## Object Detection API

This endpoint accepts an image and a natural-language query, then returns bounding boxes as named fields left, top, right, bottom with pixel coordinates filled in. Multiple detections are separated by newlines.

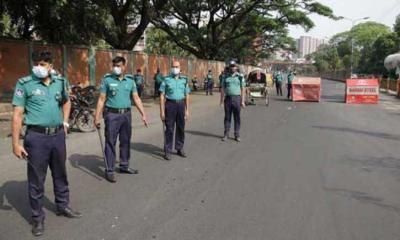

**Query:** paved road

left=0, top=80, right=399, bottom=240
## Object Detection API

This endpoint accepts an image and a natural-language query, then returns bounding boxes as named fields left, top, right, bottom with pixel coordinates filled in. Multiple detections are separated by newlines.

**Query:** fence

left=0, top=39, right=255, bottom=101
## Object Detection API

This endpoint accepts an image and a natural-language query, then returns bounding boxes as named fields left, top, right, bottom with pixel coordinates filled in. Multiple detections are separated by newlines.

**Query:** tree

left=0, top=0, right=168, bottom=50
left=152, top=0, right=337, bottom=61
left=367, top=32, right=399, bottom=74
left=145, top=27, right=190, bottom=56
left=394, top=14, right=400, bottom=37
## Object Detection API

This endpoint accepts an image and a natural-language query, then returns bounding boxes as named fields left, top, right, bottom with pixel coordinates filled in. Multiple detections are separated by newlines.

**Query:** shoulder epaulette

left=125, top=74, right=134, bottom=79
left=18, top=76, right=33, bottom=84
left=103, top=73, right=113, bottom=78
left=52, top=75, right=66, bottom=82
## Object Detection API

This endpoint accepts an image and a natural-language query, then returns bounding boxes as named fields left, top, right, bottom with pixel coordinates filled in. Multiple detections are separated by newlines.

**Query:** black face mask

left=230, top=67, right=236, bottom=73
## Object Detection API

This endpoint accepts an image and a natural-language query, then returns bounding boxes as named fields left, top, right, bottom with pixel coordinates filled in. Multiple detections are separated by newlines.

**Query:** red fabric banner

left=292, top=77, right=321, bottom=102
left=345, top=79, right=379, bottom=104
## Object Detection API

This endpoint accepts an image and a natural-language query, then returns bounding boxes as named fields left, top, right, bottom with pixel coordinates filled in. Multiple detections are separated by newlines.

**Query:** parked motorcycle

left=68, top=85, right=96, bottom=132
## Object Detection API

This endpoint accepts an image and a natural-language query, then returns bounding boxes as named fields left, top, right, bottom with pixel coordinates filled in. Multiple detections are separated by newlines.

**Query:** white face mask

left=171, top=67, right=180, bottom=75
left=32, top=66, right=49, bottom=79
left=113, top=66, right=122, bottom=76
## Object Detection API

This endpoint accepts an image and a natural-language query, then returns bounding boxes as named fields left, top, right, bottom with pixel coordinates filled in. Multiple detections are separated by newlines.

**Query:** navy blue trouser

left=287, top=83, right=292, bottom=99
left=206, top=83, right=214, bottom=95
left=164, top=100, right=185, bottom=153
left=224, top=95, right=241, bottom=137
left=276, top=82, right=283, bottom=96
left=24, top=129, right=69, bottom=223
left=137, top=85, right=144, bottom=98
left=104, top=111, right=132, bottom=173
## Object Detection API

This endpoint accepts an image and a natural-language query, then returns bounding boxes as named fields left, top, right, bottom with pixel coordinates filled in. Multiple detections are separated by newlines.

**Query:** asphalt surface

left=0, top=79, right=400, bottom=240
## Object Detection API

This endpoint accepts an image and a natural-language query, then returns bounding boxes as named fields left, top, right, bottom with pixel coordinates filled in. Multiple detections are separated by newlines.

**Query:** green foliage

left=152, top=0, right=337, bottom=61
left=0, top=0, right=168, bottom=50
left=312, top=21, right=398, bottom=75
left=145, top=27, right=190, bottom=56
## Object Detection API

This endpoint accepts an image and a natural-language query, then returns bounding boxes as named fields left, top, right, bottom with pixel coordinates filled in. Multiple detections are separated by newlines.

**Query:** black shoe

left=177, top=150, right=187, bottom=158
left=164, top=152, right=171, bottom=161
left=56, top=207, right=82, bottom=218
left=235, top=137, right=241, bottom=142
left=119, top=167, right=139, bottom=174
left=32, top=221, right=44, bottom=237
left=105, top=172, right=116, bottom=183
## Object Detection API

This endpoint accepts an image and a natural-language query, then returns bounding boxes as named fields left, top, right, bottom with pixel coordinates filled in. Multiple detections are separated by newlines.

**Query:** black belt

left=166, top=99, right=186, bottom=103
left=225, top=95, right=241, bottom=98
left=27, top=125, right=63, bottom=135
left=105, top=107, right=131, bottom=114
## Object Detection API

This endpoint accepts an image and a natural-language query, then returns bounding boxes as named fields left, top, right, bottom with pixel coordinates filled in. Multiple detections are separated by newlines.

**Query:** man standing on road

left=220, top=61, right=246, bottom=142
left=134, top=68, right=145, bottom=98
left=219, top=70, right=226, bottom=92
left=206, top=69, right=214, bottom=96
left=94, top=56, right=148, bottom=183
left=159, top=61, right=191, bottom=161
left=154, top=68, right=163, bottom=99
left=11, top=51, right=82, bottom=237
left=287, top=70, right=295, bottom=100
left=274, top=70, right=283, bottom=96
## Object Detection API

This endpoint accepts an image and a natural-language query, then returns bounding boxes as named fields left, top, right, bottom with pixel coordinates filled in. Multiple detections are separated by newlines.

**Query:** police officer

left=206, top=69, right=214, bottom=95
left=287, top=70, right=295, bottom=100
left=219, top=69, right=227, bottom=92
left=159, top=61, right=191, bottom=160
left=134, top=68, right=144, bottom=98
left=94, top=56, right=148, bottom=183
left=154, top=68, right=163, bottom=99
left=274, top=70, right=283, bottom=96
left=220, top=61, right=245, bottom=142
left=11, top=51, right=82, bottom=237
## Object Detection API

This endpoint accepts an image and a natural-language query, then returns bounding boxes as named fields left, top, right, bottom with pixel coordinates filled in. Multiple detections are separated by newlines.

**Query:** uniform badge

left=55, top=92, right=62, bottom=101
left=15, top=88, right=24, bottom=97
left=32, top=89, right=44, bottom=96
left=112, top=90, right=117, bottom=96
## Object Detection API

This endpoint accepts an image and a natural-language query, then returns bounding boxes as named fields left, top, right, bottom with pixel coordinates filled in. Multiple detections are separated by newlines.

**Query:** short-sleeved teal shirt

left=274, top=73, right=283, bottom=83
left=155, top=73, right=164, bottom=85
left=100, top=74, right=137, bottom=109
left=159, top=75, right=191, bottom=100
left=134, top=74, right=144, bottom=86
left=287, top=73, right=295, bottom=84
left=221, top=73, right=245, bottom=96
left=12, top=74, right=70, bottom=127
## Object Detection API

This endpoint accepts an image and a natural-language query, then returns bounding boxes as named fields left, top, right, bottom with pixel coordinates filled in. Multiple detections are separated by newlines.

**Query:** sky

left=288, top=0, right=400, bottom=40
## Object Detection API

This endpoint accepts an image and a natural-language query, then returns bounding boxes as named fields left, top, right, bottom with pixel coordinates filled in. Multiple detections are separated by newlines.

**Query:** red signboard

left=292, top=77, right=321, bottom=102
left=346, top=79, right=379, bottom=104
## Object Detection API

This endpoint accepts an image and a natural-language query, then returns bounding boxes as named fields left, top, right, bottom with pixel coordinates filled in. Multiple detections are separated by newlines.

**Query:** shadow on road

left=313, top=126, right=400, bottom=141
left=321, top=94, right=345, bottom=103
left=324, top=187, right=400, bottom=215
left=185, top=130, right=222, bottom=139
left=0, top=180, right=55, bottom=223
left=344, top=156, right=400, bottom=181
left=69, top=154, right=104, bottom=180
left=131, top=142, right=165, bottom=160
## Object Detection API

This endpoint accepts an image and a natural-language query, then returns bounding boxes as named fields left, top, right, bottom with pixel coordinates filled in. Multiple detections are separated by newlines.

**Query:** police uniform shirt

left=155, top=73, right=164, bottom=84
left=287, top=73, right=295, bottom=84
left=134, top=74, right=144, bottom=86
left=159, top=75, right=191, bottom=100
left=12, top=74, right=70, bottom=127
left=100, top=74, right=137, bottom=109
left=221, top=73, right=245, bottom=96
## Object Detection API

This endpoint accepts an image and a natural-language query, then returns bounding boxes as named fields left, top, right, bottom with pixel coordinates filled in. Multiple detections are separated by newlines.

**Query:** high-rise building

left=297, top=36, right=327, bottom=58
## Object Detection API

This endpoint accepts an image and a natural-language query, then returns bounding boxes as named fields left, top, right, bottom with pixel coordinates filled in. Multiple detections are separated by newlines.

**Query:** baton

left=96, top=126, right=109, bottom=171
left=162, top=120, right=166, bottom=153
